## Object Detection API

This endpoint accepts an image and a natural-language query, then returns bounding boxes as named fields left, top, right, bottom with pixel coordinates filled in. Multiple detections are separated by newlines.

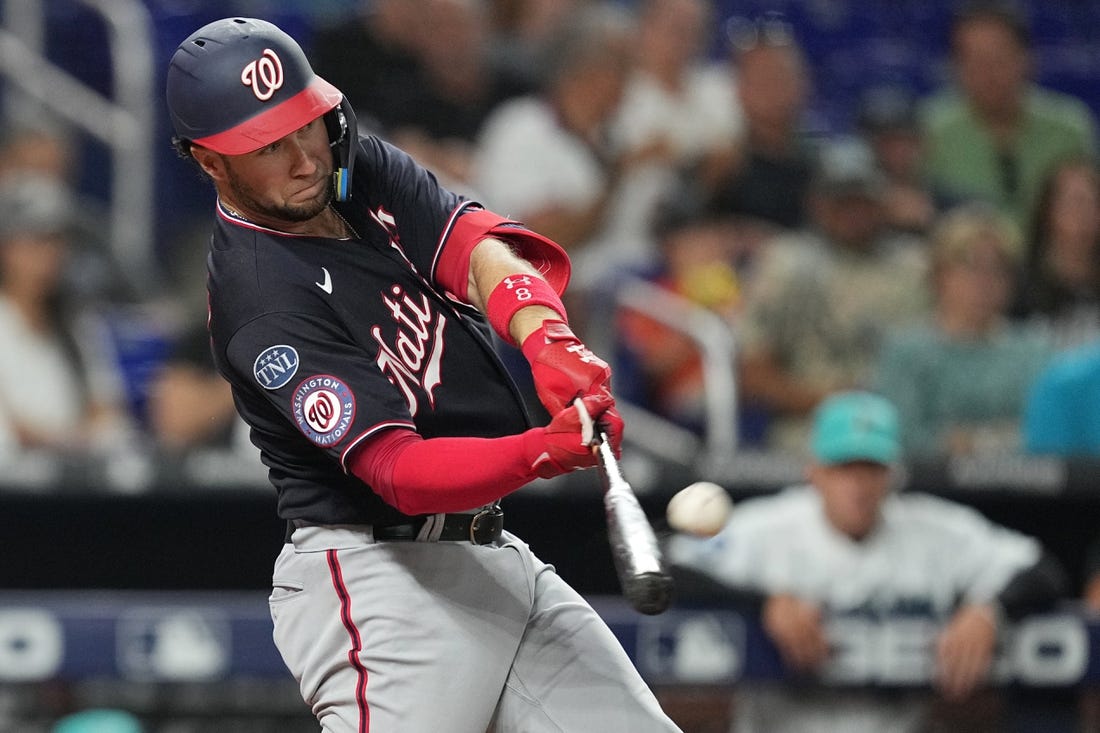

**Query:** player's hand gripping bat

left=575, top=399, right=674, bottom=615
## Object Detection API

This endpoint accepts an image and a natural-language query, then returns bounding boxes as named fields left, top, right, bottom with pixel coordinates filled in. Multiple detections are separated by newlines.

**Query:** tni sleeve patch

left=254, top=345, right=300, bottom=390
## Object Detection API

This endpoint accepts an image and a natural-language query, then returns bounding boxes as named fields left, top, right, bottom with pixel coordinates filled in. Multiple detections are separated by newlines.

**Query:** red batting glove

left=596, top=402, right=624, bottom=462
left=521, top=319, right=612, bottom=415
left=525, top=393, right=619, bottom=478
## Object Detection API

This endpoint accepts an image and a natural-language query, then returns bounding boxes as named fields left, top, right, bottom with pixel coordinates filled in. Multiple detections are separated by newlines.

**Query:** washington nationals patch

left=292, top=375, right=356, bottom=447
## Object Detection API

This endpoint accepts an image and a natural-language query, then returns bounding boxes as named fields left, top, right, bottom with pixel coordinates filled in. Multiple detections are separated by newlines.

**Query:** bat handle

left=596, top=430, right=616, bottom=474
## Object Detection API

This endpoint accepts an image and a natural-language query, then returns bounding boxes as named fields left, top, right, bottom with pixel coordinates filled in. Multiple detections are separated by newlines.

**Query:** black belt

left=375, top=507, right=503, bottom=544
left=285, top=506, right=504, bottom=545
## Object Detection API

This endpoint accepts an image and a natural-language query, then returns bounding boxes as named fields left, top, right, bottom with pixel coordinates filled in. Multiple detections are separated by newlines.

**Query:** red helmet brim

left=192, top=76, right=343, bottom=156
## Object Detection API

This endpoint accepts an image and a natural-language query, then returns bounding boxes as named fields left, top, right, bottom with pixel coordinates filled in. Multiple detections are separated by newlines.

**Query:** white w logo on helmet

left=241, top=48, right=284, bottom=101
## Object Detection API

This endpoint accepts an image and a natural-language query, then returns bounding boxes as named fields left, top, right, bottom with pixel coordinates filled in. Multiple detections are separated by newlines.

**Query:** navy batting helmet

left=166, top=17, right=357, bottom=200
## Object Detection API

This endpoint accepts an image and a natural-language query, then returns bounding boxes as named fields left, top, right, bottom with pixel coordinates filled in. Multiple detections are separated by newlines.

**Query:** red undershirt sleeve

left=348, top=427, right=546, bottom=515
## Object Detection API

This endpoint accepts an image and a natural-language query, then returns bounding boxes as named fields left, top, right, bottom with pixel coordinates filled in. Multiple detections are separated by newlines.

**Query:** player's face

left=219, top=116, right=334, bottom=226
left=809, top=460, right=891, bottom=540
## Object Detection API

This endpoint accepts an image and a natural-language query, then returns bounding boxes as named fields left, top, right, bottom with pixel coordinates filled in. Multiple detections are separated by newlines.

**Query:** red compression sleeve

left=349, top=428, right=546, bottom=515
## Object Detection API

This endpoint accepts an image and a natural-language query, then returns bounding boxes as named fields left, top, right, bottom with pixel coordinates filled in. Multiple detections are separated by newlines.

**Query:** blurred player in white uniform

left=667, top=391, right=1066, bottom=733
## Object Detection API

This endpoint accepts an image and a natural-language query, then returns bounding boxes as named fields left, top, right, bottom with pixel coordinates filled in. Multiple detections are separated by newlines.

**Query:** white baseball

left=666, top=481, right=733, bottom=537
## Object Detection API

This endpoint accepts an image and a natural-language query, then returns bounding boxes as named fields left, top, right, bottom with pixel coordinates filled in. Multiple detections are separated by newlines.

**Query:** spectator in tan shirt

left=736, top=139, right=930, bottom=454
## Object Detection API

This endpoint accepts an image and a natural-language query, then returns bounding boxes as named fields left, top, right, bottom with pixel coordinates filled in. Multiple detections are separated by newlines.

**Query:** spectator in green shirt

left=919, top=2, right=1097, bottom=234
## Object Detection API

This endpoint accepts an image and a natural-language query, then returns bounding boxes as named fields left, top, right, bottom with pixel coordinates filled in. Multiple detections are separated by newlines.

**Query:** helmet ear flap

left=325, top=97, right=357, bottom=201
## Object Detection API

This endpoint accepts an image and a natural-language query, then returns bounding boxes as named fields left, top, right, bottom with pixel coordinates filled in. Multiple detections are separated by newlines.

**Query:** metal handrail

left=0, top=0, right=156, bottom=293
left=614, top=277, right=738, bottom=459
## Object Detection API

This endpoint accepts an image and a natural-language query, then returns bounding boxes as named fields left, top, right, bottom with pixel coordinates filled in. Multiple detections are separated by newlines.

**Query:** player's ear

left=191, top=145, right=226, bottom=181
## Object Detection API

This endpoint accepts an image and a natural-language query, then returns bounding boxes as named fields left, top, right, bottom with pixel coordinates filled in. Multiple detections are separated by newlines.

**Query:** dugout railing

left=0, top=0, right=157, bottom=294
left=610, top=275, right=740, bottom=467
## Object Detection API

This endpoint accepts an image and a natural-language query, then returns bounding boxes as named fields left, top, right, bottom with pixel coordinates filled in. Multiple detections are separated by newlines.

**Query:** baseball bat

left=596, top=430, right=674, bottom=615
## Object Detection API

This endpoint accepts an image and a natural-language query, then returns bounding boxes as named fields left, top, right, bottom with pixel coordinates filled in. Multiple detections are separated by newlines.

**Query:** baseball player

left=165, top=17, right=681, bottom=733
left=667, top=391, right=1066, bottom=732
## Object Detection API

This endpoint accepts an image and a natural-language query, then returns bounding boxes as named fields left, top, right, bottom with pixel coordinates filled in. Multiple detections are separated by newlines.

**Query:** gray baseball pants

left=270, top=525, right=682, bottom=732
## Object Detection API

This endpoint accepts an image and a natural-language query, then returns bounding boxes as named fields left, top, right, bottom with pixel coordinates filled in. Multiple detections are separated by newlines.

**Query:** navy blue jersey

left=207, top=135, right=532, bottom=525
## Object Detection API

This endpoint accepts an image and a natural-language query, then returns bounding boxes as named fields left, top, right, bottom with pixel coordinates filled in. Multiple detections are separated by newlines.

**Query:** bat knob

left=625, top=572, right=674, bottom=615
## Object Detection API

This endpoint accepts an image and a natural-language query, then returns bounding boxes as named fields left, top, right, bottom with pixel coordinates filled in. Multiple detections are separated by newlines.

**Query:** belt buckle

left=468, top=506, right=504, bottom=545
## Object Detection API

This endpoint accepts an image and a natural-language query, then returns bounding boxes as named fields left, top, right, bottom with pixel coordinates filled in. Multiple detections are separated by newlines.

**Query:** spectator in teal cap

left=52, top=710, right=144, bottom=733
left=807, top=390, right=900, bottom=541
left=667, top=388, right=1066, bottom=731
left=811, top=389, right=900, bottom=463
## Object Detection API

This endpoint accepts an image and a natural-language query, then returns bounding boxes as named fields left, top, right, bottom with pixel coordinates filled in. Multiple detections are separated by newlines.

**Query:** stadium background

left=1, top=1, right=1099, bottom=731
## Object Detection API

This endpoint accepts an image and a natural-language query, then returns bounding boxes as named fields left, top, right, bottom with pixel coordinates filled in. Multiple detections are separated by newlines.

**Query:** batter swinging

left=166, top=17, right=681, bottom=733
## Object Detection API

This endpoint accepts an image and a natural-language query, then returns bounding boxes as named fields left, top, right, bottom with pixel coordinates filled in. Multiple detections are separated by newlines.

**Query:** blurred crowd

left=0, top=0, right=1095, bottom=467
left=2, top=0, right=1100, bottom=549
left=1, top=0, right=1100, bottom=730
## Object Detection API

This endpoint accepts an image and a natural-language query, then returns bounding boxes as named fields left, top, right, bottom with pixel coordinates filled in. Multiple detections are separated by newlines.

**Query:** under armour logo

left=565, top=343, right=598, bottom=363
left=241, top=48, right=284, bottom=101
left=502, top=276, right=532, bottom=289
